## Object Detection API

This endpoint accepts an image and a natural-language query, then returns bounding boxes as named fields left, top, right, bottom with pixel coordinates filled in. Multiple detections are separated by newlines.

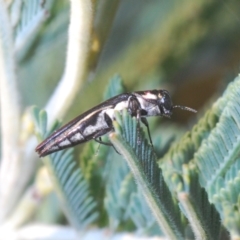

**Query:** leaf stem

left=45, top=0, right=93, bottom=125
left=0, top=0, right=21, bottom=222
left=178, top=192, right=209, bottom=240
left=110, top=132, right=185, bottom=240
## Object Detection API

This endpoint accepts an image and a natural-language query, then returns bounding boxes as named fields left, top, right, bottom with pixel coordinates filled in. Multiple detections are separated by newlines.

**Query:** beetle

left=35, top=89, right=197, bottom=157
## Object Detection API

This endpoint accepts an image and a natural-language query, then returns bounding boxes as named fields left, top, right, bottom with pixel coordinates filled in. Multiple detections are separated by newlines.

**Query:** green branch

left=110, top=110, right=185, bottom=240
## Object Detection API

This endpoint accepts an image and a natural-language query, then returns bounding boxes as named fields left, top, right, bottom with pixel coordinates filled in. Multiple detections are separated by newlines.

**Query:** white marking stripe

left=49, top=146, right=59, bottom=151
left=106, top=101, right=129, bottom=119
left=83, top=111, right=108, bottom=135
left=70, top=132, right=83, bottom=142
left=114, top=101, right=129, bottom=111
left=105, top=109, right=114, bottom=119
left=68, top=105, right=113, bottom=131
left=59, top=139, right=71, bottom=147
left=142, top=92, right=157, bottom=99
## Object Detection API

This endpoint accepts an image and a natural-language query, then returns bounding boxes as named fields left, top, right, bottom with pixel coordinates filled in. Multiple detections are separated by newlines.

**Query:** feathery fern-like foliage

left=104, top=139, right=162, bottom=235
left=110, top=109, right=186, bottom=240
left=32, top=106, right=98, bottom=230
left=104, top=157, right=134, bottom=229
left=194, top=76, right=240, bottom=238
left=159, top=107, right=221, bottom=239
left=127, top=190, right=162, bottom=236
left=178, top=163, right=221, bottom=240
left=13, top=0, right=51, bottom=59
left=158, top=76, right=240, bottom=239
left=103, top=74, right=126, bottom=100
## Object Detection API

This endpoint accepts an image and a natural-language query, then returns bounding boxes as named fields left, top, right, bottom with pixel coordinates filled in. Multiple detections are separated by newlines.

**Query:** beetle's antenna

left=173, top=105, right=197, bottom=113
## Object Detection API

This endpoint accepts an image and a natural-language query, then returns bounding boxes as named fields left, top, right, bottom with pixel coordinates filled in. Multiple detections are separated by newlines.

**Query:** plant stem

left=110, top=133, right=185, bottom=240
left=45, top=0, right=93, bottom=125
left=0, top=0, right=21, bottom=223
left=178, top=193, right=209, bottom=240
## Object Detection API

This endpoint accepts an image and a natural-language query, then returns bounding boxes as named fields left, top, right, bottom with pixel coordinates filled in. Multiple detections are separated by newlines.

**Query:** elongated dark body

left=36, top=90, right=196, bottom=157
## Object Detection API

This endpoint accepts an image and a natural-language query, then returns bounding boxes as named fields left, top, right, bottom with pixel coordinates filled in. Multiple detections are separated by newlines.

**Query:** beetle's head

left=157, top=90, right=197, bottom=117
left=157, top=90, right=173, bottom=117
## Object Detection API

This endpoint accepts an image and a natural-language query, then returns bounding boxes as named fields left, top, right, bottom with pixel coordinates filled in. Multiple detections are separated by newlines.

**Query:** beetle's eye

left=158, top=90, right=173, bottom=115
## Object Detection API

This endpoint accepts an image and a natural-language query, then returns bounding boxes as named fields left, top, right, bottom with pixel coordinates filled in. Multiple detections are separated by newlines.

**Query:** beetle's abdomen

left=36, top=110, right=112, bottom=157
left=36, top=127, right=87, bottom=157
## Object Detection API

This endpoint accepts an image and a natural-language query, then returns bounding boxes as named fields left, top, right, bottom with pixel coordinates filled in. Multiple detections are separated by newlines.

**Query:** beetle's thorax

left=104, top=100, right=129, bottom=120
left=133, top=91, right=161, bottom=116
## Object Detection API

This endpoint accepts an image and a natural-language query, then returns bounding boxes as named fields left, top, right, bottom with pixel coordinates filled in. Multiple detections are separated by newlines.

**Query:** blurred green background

left=18, top=0, right=240, bottom=124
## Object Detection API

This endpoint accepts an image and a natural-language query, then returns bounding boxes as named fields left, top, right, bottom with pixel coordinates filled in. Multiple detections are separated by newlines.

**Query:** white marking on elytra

left=83, top=111, right=109, bottom=136
left=114, top=101, right=129, bottom=111
left=59, top=139, right=71, bottom=147
left=70, top=132, right=83, bottom=142
left=74, top=106, right=112, bottom=127
left=105, top=109, right=114, bottom=119
left=106, top=100, right=129, bottom=119
left=72, top=101, right=129, bottom=136
left=49, top=146, right=59, bottom=151
left=83, top=100, right=130, bottom=136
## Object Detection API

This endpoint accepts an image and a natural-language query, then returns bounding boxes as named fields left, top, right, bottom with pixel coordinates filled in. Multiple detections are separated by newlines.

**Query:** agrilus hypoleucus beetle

left=36, top=89, right=196, bottom=157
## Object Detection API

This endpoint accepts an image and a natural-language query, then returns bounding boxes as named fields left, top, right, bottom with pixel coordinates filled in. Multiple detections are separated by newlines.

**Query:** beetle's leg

left=94, top=137, right=120, bottom=154
left=94, top=136, right=113, bottom=146
left=93, top=135, right=112, bottom=156
left=94, top=137, right=101, bottom=155
left=136, top=109, right=142, bottom=145
left=127, top=96, right=141, bottom=117
left=127, top=96, right=154, bottom=147
left=95, top=137, right=109, bottom=154
left=94, top=136, right=119, bottom=155
left=141, top=117, right=154, bottom=147
left=127, top=96, right=143, bottom=145
left=92, top=113, right=120, bottom=154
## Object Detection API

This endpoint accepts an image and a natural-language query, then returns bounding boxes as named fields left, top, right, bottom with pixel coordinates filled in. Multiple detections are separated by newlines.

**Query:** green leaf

left=39, top=109, right=48, bottom=136
left=178, top=163, right=221, bottom=240
left=194, top=77, right=240, bottom=238
left=127, top=190, right=162, bottom=236
left=13, top=0, right=51, bottom=59
left=104, top=155, right=134, bottom=229
left=159, top=107, right=221, bottom=239
left=32, top=107, right=99, bottom=230
left=211, top=159, right=240, bottom=236
left=110, top=109, right=186, bottom=240
left=44, top=150, right=99, bottom=229
left=31, top=105, right=40, bottom=127
left=195, top=81, right=240, bottom=191
left=103, top=74, right=125, bottom=100
left=159, top=75, right=240, bottom=238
